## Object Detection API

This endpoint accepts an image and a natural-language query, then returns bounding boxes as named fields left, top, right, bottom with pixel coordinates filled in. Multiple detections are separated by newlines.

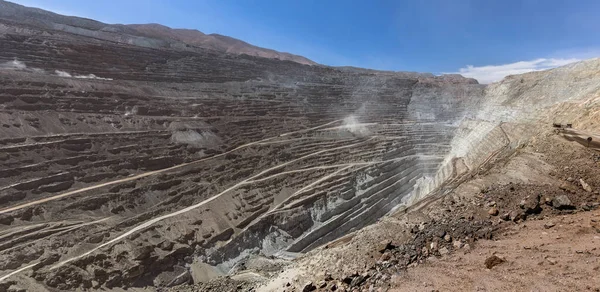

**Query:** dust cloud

left=0, top=58, right=45, bottom=73
left=55, top=70, right=113, bottom=80
left=343, top=115, right=371, bottom=136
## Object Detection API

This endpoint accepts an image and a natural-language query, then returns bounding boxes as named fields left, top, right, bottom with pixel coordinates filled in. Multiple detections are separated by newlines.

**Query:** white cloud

left=451, top=58, right=581, bottom=84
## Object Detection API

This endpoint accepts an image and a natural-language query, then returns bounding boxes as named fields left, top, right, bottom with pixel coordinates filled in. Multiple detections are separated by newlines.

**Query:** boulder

left=376, top=239, right=394, bottom=253
left=453, top=240, right=464, bottom=249
left=484, top=255, right=504, bottom=269
left=509, top=210, right=526, bottom=222
left=302, top=281, right=316, bottom=292
left=552, top=195, right=574, bottom=210
left=443, top=234, right=452, bottom=242
left=580, top=179, right=593, bottom=192
left=439, top=247, right=449, bottom=256
left=519, top=194, right=542, bottom=214
left=436, top=230, right=446, bottom=238
left=0, top=215, right=14, bottom=225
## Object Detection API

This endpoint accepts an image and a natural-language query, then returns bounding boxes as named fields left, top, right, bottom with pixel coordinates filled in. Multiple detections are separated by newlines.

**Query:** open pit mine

left=0, top=1, right=599, bottom=291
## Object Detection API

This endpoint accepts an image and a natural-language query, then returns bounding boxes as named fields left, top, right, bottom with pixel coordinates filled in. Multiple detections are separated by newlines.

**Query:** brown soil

left=395, top=209, right=600, bottom=292
left=389, top=132, right=600, bottom=292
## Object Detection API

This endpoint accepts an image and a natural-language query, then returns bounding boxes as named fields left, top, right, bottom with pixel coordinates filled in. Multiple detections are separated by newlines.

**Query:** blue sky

left=11, top=0, right=600, bottom=83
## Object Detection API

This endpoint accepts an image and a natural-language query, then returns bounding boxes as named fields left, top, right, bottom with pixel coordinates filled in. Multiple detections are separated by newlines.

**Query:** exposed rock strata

left=1, top=1, right=600, bottom=291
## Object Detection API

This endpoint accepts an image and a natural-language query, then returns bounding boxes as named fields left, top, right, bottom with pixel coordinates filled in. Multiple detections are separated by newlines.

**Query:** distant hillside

left=0, top=0, right=316, bottom=65
left=126, top=23, right=316, bottom=65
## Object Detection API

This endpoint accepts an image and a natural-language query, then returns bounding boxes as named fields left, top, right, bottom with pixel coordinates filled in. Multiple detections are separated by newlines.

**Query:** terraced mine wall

left=1, top=3, right=600, bottom=290
left=0, top=14, right=486, bottom=289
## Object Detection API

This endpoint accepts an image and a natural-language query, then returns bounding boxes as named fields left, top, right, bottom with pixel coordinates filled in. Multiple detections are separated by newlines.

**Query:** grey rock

left=552, top=195, right=574, bottom=210
left=439, top=247, right=449, bottom=255
left=510, top=210, right=526, bottom=222
left=520, top=194, right=542, bottom=214
left=436, top=230, right=446, bottom=238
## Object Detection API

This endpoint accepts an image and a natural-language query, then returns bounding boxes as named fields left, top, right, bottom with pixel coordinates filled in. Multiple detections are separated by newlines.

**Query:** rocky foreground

left=181, top=126, right=600, bottom=292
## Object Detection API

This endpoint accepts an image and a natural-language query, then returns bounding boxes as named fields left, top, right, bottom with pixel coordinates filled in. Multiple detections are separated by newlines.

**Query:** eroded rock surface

left=1, top=1, right=600, bottom=291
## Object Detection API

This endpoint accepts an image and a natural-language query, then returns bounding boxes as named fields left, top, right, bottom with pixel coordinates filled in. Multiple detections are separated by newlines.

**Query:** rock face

left=0, top=1, right=600, bottom=291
